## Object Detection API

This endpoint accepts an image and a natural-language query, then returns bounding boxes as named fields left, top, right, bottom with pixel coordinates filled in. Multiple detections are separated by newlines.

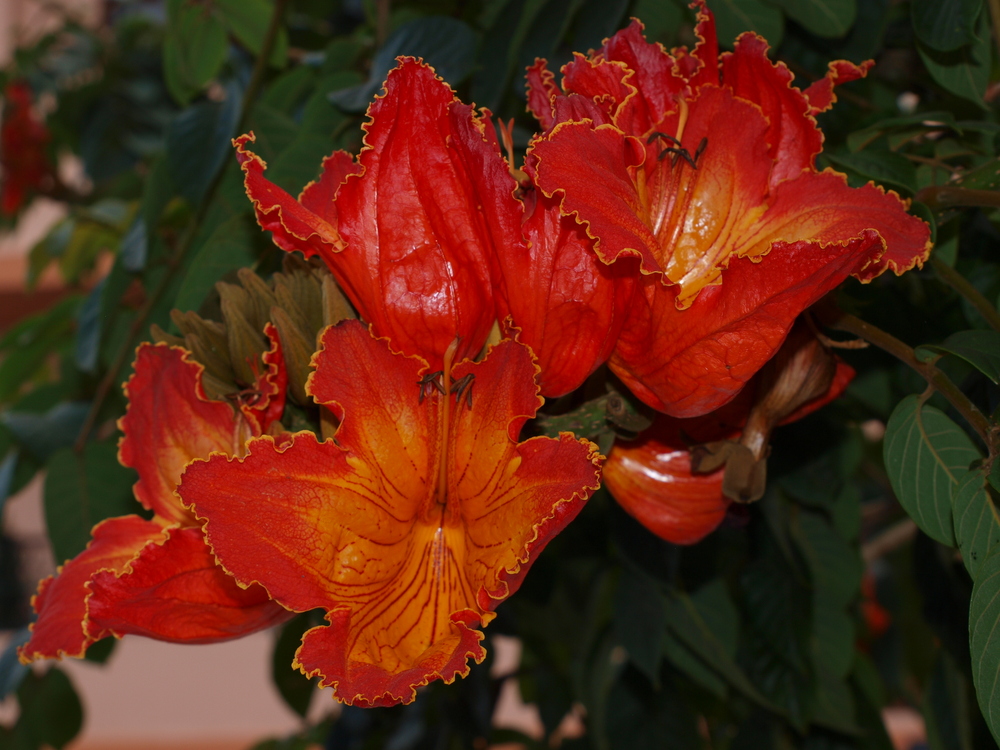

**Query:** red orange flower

left=180, top=320, right=602, bottom=706
left=19, top=333, right=292, bottom=662
left=235, top=60, right=524, bottom=370
left=526, top=4, right=931, bottom=418
left=491, top=162, right=638, bottom=398
left=604, top=322, right=854, bottom=544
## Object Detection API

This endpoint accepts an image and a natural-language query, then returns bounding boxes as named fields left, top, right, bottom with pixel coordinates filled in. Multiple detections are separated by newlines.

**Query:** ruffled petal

left=299, top=150, right=359, bottom=219
left=525, top=59, right=559, bottom=129
left=87, top=526, right=291, bottom=643
left=182, top=321, right=600, bottom=705
left=609, top=232, right=886, bottom=418
left=332, top=59, right=522, bottom=369
left=238, top=323, right=288, bottom=435
left=235, top=133, right=351, bottom=261
left=739, top=169, right=932, bottom=279
left=803, top=59, right=873, bottom=116
left=599, top=21, right=683, bottom=120
left=531, top=121, right=653, bottom=269
left=19, top=516, right=168, bottom=662
left=118, top=344, right=242, bottom=526
left=494, top=189, right=637, bottom=397
left=721, top=33, right=823, bottom=186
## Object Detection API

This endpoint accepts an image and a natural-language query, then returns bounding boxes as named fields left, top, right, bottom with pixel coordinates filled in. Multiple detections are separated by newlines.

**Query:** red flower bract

left=19, top=332, right=293, bottom=663
left=526, top=4, right=931, bottom=418
left=180, top=321, right=602, bottom=706
left=604, top=321, right=855, bottom=543
left=236, top=59, right=525, bottom=370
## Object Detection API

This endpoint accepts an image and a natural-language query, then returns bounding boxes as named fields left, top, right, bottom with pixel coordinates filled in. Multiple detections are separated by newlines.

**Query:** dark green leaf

left=570, top=0, right=629, bottom=51
left=163, top=0, right=229, bottom=104
left=329, top=17, right=479, bottom=111
left=43, top=442, right=141, bottom=564
left=921, top=330, right=1000, bottom=384
left=1, top=402, right=89, bottom=463
left=768, top=0, right=856, bottom=38
left=119, top=218, right=147, bottom=272
left=808, top=665, right=858, bottom=735
left=712, top=0, right=784, bottom=49
left=664, top=585, right=778, bottom=713
left=74, top=280, right=103, bottom=374
left=272, top=614, right=315, bottom=717
left=955, top=157, right=1000, bottom=190
left=846, top=111, right=960, bottom=153
left=631, top=0, right=684, bottom=42
left=953, top=467, right=1000, bottom=580
left=792, top=509, right=863, bottom=609
left=0, top=628, right=30, bottom=700
left=606, top=666, right=699, bottom=750
left=215, top=0, right=288, bottom=67
left=0, top=450, right=16, bottom=516
left=613, top=564, right=666, bottom=685
left=918, top=12, right=991, bottom=109
left=0, top=297, right=80, bottom=404
left=968, top=545, right=1000, bottom=744
left=883, top=395, right=981, bottom=546
left=171, top=214, right=257, bottom=313
left=165, top=78, right=242, bottom=204
left=911, top=0, right=980, bottom=52
left=661, top=628, right=727, bottom=698
left=472, top=0, right=550, bottom=110
left=924, top=648, right=973, bottom=750
left=825, top=150, right=918, bottom=194
left=16, top=667, right=83, bottom=749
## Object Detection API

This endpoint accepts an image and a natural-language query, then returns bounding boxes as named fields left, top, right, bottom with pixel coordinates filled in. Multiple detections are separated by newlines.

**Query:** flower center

left=416, top=339, right=475, bottom=522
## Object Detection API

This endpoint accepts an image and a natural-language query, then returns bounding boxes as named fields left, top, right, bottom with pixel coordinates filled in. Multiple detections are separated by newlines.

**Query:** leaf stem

left=72, top=0, right=290, bottom=453
left=931, top=256, right=1000, bottom=333
left=915, top=185, right=1000, bottom=211
left=824, top=310, right=994, bottom=451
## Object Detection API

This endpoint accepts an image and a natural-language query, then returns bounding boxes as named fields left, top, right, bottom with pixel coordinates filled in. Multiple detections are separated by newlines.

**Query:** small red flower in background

left=1, top=81, right=53, bottom=215
left=19, top=332, right=293, bottom=663
left=181, top=321, right=601, bottom=706
left=604, top=322, right=854, bottom=544
left=526, top=3, right=931, bottom=418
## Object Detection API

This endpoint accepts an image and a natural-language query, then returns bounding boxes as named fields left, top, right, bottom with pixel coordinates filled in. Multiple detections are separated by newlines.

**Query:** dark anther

left=231, top=389, right=264, bottom=409
left=450, top=373, right=475, bottom=409
left=649, top=131, right=705, bottom=170
left=694, top=137, right=708, bottom=164
left=417, top=371, right=445, bottom=403
left=647, top=131, right=682, bottom=147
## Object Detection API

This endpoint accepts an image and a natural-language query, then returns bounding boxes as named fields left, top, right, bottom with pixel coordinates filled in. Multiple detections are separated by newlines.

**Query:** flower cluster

left=21, top=3, right=930, bottom=708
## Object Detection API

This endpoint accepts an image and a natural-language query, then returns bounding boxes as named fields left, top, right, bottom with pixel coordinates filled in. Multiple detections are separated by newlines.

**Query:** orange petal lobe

left=118, top=344, right=239, bottom=526
left=182, top=321, right=601, bottom=705
left=19, top=516, right=167, bottom=662
left=87, top=526, right=291, bottom=643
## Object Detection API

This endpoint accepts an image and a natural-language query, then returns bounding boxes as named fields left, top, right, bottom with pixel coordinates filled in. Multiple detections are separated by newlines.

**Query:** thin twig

left=931, top=256, right=1000, bottom=333
left=915, top=185, right=1000, bottom=211
left=823, top=310, right=994, bottom=451
left=72, top=0, right=291, bottom=453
